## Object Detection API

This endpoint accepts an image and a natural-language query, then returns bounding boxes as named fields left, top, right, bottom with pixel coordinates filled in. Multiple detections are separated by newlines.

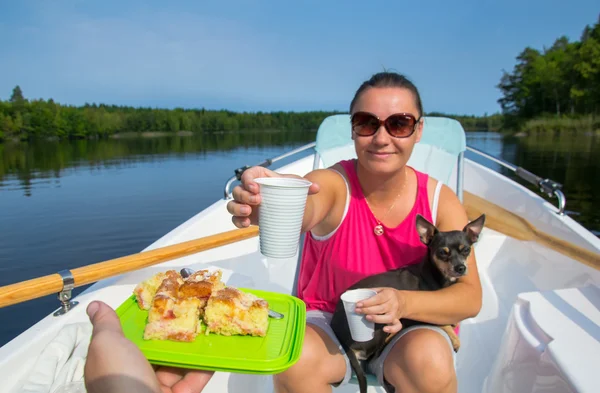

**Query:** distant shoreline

left=3, top=125, right=598, bottom=145
left=1, top=89, right=598, bottom=143
left=109, top=130, right=194, bottom=139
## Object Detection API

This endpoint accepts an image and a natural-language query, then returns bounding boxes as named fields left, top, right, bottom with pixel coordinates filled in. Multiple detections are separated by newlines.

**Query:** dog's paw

left=439, top=325, right=461, bottom=352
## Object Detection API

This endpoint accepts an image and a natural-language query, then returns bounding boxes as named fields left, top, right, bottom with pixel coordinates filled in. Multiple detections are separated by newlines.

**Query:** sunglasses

left=351, top=111, right=421, bottom=138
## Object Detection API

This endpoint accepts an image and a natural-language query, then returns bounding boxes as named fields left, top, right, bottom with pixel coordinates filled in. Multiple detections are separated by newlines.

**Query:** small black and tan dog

left=330, top=213, right=486, bottom=393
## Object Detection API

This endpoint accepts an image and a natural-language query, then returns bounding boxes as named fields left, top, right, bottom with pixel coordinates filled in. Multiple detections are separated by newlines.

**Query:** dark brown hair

left=349, top=72, right=424, bottom=117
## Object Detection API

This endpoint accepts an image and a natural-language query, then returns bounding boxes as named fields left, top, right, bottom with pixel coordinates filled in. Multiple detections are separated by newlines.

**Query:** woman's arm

left=301, top=168, right=347, bottom=235
left=227, top=166, right=346, bottom=236
left=398, top=184, right=483, bottom=325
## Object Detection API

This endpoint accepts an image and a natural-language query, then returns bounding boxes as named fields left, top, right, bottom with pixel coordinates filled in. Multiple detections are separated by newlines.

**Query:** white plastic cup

left=255, top=177, right=312, bottom=258
left=341, top=289, right=378, bottom=342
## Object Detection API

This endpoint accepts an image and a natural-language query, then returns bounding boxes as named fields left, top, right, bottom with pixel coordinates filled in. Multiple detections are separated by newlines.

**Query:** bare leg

left=274, top=325, right=347, bottom=393
left=383, top=329, right=456, bottom=393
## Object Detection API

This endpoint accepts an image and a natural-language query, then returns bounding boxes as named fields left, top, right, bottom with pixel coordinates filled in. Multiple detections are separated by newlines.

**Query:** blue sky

left=0, top=1, right=598, bottom=115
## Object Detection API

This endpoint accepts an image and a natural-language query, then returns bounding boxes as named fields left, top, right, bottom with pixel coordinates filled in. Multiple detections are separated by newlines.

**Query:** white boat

left=1, top=115, right=599, bottom=393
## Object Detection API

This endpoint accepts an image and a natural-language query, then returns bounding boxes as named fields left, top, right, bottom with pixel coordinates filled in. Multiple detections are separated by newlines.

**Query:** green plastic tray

left=116, top=288, right=306, bottom=374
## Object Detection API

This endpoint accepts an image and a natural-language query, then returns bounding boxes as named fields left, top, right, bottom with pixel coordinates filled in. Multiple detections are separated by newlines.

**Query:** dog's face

left=415, top=214, right=485, bottom=281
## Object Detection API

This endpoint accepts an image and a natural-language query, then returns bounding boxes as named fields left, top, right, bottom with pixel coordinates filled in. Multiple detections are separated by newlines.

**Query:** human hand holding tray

left=115, top=269, right=306, bottom=374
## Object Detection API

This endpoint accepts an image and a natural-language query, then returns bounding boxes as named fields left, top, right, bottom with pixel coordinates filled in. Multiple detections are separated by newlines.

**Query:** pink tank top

left=297, top=159, right=433, bottom=313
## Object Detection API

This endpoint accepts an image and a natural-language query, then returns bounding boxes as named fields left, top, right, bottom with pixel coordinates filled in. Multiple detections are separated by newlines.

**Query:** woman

left=227, top=72, right=482, bottom=393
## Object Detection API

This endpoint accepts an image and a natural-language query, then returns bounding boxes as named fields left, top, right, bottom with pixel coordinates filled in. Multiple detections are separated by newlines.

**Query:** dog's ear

left=463, top=214, right=486, bottom=243
left=416, top=214, right=437, bottom=245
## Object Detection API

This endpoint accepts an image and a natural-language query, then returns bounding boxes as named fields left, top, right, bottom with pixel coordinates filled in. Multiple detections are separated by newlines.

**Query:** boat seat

left=313, top=114, right=467, bottom=201
left=308, top=114, right=468, bottom=388
left=485, top=285, right=600, bottom=393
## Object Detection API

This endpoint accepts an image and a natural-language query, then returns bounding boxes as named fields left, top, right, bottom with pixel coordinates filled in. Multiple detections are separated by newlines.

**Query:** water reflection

left=0, top=130, right=316, bottom=197
left=466, top=131, right=599, bottom=233
left=465, top=132, right=512, bottom=175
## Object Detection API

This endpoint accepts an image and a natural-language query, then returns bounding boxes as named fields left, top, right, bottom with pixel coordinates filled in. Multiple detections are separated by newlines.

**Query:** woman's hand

left=354, top=288, right=407, bottom=335
left=226, top=166, right=320, bottom=228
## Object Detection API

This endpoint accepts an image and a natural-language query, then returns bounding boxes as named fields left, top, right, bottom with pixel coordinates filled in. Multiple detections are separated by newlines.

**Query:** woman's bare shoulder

left=436, top=182, right=469, bottom=231
left=305, top=164, right=348, bottom=188
left=422, top=174, right=469, bottom=229
left=426, top=176, right=438, bottom=202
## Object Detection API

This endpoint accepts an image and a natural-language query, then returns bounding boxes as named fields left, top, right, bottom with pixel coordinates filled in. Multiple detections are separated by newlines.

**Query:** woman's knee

left=383, top=329, right=456, bottom=393
left=277, top=327, right=323, bottom=378
left=275, top=325, right=346, bottom=385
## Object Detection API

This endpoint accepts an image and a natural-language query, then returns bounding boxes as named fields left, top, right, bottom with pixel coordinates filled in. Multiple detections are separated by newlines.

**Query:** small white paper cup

left=341, top=289, right=377, bottom=342
left=255, top=177, right=312, bottom=258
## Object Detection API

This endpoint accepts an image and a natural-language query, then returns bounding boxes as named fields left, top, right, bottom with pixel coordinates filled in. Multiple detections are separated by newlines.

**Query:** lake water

left=0, top=130, right=598, bottom=347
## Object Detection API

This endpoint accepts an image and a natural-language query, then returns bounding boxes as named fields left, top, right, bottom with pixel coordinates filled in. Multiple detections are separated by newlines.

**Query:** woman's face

left=351, top=87, right=423, bottom=176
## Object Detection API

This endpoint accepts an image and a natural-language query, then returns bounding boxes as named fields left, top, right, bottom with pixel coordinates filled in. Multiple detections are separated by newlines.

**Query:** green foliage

left=520, top=114, right=600, bottom=134
left=498, top=15, right=600, bottom=130
left=0, top=87, right=344, bottom=141
left=0, top=88, right=501, bottom=141
left=426, top=111, right=503, bottom=131
left=10, top=86, right=25, bottom=104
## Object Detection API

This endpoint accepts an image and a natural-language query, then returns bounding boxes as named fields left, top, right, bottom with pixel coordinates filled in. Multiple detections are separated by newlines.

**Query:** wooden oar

left=464, top=191, right=600, bottom=270
left=0, top=226, right=259, bottom=309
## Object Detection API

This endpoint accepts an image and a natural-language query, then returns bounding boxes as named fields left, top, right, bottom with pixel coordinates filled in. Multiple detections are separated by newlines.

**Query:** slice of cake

left=133, top=270, right=182, bottom=310
left=147, top=270, right=182, bottom=322
left=178, top=269, right=226, bottom=315
left=143, top=298, right=202, bottom=342
left=144, top=272, right=202, bottom=342
left=203, top=287, right=269, bottom=337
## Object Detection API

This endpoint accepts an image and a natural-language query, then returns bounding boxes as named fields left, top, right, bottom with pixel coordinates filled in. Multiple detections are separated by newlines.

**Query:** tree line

left=0, top=88, right=341, bottom=142
left=498, top=15, right=600, bottom=129
left=0, top=87, right=502, bottom=142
